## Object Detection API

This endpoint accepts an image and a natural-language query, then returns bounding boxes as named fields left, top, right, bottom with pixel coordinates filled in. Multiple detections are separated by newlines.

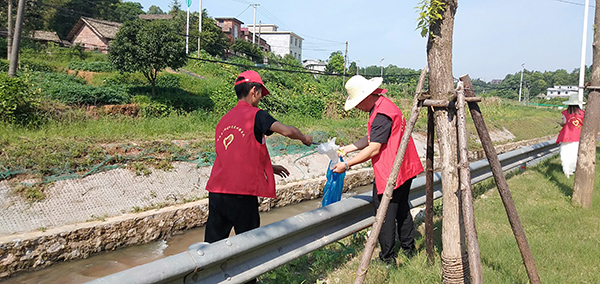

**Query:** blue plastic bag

left=322, top=157, right=346, bottom=207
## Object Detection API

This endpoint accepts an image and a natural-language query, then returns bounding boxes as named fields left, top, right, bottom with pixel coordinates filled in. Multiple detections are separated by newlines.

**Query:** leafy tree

left=111, top=2, right=145, bottom=23
left=196, top=11, right=230, bottom=57
left=50, top=0, right=120, bottom=38
left=109, top=19, right=187, bottom=95
left=231, top=39, right=264, bottom=63
left=347, top=61, right=357, bottom=76
left=169, top=0, right=182, bottom=15
left=148, top=5, right=165, bottom=15
left=326, top=51, right=344, bottom=74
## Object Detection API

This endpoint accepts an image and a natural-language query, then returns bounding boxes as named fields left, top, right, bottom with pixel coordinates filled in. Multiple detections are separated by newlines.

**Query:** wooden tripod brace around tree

left=353, top=73, right=541, bottom=284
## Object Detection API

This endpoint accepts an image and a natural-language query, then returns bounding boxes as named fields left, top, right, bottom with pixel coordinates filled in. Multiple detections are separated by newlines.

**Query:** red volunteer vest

left=368, top=96, right=424, bottom=194
left=556, top=109, right=585, bottom=143
left=206, top=101, right=276, bottom=198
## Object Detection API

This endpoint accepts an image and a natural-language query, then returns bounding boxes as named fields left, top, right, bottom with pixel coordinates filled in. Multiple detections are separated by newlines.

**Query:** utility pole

left=8, top=0, right=25, bottom=77
left=356, top=60, right=360, bottom=75
left=380, top=58, right=384, bottom=77
left=251, top=4, right=259, bottom=44
left=518, top=63, right=525, bottom=102
left=197, top=0, right=202, bottom=58
left=258, top=21, right=262, bottom=47
left=343, top=41, right=348, bottom=84
left=7, top=0, right=13, bottom=61
left=578, top=0, right=591, bottom=102
left=186, top=0, right=191, bottom=54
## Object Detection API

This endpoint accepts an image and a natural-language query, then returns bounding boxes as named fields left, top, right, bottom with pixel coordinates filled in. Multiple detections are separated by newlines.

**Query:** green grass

left=258, top=151, right=600, bottom=283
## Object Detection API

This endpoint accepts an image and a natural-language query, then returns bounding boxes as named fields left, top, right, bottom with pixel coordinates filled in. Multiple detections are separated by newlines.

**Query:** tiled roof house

left=66, top=17, right=122, bottom=53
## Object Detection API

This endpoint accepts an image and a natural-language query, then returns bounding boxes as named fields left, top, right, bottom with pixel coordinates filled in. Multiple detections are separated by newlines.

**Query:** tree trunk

left=573, top=0, right=600, bottom=208
left=7, top=0, right=13, bottom=61
left=427, top=1, right=468, bottom=283
left=8, top=0, right=25, bottom=77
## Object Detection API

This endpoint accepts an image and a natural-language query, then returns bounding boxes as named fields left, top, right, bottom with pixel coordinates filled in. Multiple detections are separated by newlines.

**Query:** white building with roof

left=302, top=59, right=326, bottom=73
left=546, top=85, right=578, bottom=99
left=246, top=24, right=303, bottom=62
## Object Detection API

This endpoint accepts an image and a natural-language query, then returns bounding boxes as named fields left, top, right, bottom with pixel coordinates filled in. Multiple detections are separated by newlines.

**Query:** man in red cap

left=204, top=70, right=313, bottom=246
left=333, top=75, right=423, bottom=266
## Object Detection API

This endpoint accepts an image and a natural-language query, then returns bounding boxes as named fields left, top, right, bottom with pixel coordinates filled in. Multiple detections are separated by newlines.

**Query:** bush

left=36, top=72, right=130, bottom=105
left=0, top=73, right=42, bottom=125
left=0, top=59, right=53, bottom=73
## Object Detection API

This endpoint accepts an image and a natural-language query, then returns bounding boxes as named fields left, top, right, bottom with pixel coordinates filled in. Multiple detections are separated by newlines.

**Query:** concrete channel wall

left=0, top=135, right=553, bottom=279
left=0, top=168, right=374, bottom=279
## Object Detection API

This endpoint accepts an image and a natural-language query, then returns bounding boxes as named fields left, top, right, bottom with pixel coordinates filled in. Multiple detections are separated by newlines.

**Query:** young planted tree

left=573, top=1, right=600, bottom=208
left=418, top=0, right=467, bottom=282
left=109, top=19, right=186, bottom=96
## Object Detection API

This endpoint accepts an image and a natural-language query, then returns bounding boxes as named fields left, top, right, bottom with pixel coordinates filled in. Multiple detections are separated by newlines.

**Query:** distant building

left=215, top=17, right=245, bottom=45
left=303, top=59, right=326, bottom=73
left=66, top=17, right=122, bottom=53
left=29, top=30, right=62, bottom=45
left=247, top=24, right=303, bottom=62
left=240, top=27, right=270, bottom=52
left=546, top=85, right=578, bottom=99
left=138, top=14, right=173, bottom=20
left=0, top=28, right=64, bottom=46
left=490, top=79, right=503, bottom=85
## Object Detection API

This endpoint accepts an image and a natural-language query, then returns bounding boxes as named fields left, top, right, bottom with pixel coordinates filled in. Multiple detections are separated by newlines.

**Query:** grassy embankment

left=0, top=50, right=561, bottom=202
left=259, top=151, right=600, bottom=283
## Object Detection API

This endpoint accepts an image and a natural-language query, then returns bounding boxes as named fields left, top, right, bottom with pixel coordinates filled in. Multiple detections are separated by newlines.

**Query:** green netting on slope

left=2, top=130, right=333, bottom=185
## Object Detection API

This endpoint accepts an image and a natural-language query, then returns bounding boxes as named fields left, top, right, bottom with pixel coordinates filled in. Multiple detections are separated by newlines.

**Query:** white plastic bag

left=316, top=137, right=340, bottom=169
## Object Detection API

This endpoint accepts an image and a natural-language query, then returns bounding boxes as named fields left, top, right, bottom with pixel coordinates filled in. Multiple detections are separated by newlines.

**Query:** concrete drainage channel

left=88, top=139, right=559, bottom=284
left=0, top=137, right=557, bottom=280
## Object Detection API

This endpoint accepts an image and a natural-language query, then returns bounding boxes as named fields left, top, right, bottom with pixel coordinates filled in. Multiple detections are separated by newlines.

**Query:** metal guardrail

left=88, top=139, right=559, bottom=284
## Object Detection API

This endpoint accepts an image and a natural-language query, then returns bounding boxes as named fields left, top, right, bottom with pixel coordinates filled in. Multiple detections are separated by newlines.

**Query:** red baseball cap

left=234, top=70, right=270, bottom=96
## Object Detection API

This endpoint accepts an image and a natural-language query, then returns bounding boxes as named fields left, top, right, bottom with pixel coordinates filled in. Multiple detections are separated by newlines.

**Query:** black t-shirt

left=370, top=113, right=392, bottom=144
left=254, top=110, right=277, bottom=143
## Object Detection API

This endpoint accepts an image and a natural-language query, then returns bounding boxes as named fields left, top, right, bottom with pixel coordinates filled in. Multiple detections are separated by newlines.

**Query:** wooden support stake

left=422, top=97, right=481, bottom=107
left=425, top=106, right=435, bottom=264
left=460, top=75, right=541, bottom=284
left=456, top=82, right=483, bottom=283
left=354, top=66, right=428, bottom=284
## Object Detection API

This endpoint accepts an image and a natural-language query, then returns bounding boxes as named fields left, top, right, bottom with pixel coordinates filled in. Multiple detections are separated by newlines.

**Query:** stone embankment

left=0, top=132, right=555, bottom=279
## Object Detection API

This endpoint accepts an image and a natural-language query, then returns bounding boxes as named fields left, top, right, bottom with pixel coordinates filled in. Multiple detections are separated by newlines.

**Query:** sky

left=130, top=0, right=595, bottom=82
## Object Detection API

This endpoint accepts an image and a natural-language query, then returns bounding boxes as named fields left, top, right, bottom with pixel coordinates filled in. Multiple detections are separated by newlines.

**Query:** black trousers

left=372, top=178, right=415, bottom=261
left=204, top=192, right=260, bottom=243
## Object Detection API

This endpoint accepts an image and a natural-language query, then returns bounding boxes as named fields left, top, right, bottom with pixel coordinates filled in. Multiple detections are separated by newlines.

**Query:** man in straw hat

left=205, top=70, right=313, bottom=251
left=333, top=75, right=423, bottom=265
left=556, top=92, right=585, bottom=178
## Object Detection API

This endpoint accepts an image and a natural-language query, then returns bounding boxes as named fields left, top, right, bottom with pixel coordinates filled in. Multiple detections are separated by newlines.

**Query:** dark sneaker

left=378, top=256, right=397, bottom=268
left=402, top=246, right=416, bottom=258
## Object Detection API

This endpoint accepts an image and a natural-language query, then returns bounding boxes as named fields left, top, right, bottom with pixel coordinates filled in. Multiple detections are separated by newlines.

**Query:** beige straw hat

left=344, top=75, right=386, bottom=110
left=563, top=92, right=585, bottom=108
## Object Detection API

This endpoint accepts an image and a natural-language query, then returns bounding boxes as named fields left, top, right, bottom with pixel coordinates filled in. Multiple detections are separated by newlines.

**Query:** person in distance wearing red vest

left=204, top=70, right=313, bottom=247
left=332, top=75, right=423, bottom=266
left=556, top=93, right=585, bottom=178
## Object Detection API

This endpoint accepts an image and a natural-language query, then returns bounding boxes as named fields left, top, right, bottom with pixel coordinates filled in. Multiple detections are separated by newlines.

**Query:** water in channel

left=2, top=185, right=371, bottom=284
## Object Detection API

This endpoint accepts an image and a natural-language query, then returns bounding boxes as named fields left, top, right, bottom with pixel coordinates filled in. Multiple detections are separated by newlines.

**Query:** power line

left=235, top=5, right=251, bottom=19
left=555, top=0, right=595, bottom=7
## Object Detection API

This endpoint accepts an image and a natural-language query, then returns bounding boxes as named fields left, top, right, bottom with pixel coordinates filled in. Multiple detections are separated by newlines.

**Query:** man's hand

left=301, top=135, right=313, bottom=146
left=273, top=165, right=290, bottom=178
left=332, top=162, right=347, bottom=174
